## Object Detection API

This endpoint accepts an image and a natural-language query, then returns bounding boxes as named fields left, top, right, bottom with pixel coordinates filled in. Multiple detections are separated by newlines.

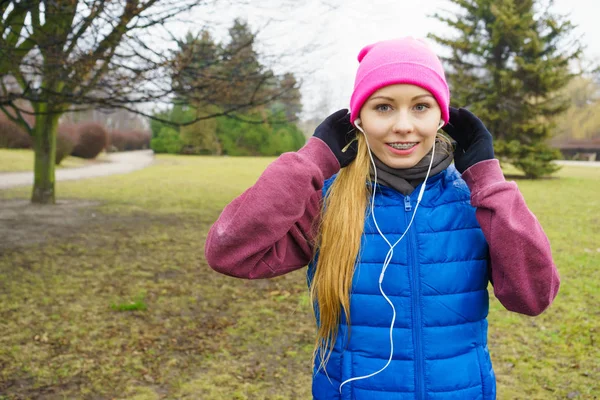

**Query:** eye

left=414, top=103, right=431, bottom=112
left=375, top=104, right=392, bottom=112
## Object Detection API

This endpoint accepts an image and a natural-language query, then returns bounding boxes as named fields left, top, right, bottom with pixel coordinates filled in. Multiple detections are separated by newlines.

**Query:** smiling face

left=358, top=84, right=442, bottom=169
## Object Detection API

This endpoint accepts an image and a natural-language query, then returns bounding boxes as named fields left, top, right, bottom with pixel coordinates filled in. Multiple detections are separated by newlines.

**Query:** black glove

left=313, top=109, right=358, bottom=168
left=442, top=107, right=495, bottom=173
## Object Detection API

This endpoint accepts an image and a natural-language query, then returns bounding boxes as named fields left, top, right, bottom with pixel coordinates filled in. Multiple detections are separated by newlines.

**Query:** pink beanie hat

left=349, top=37, right=450, bottom=126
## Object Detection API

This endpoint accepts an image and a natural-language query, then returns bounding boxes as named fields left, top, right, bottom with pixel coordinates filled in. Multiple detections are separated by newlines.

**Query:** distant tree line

left=552, top=74, right=600, bottom=142
left=150, top=18, right=305, bottom=156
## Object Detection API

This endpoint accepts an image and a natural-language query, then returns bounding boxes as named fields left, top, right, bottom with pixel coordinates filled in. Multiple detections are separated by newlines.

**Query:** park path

left=0, top=152, right=597, bottom=191
left=554, top=160, right=600, bottom=168
left=0, top=150, right=154, bottom=190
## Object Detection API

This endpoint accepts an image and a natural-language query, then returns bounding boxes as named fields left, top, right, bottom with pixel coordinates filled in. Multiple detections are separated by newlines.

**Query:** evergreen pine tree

left=430, top=0, right=583, bottom=178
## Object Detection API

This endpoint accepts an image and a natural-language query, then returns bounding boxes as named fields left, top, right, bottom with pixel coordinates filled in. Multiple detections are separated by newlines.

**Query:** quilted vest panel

left=308, top=166, right=497, bottom=400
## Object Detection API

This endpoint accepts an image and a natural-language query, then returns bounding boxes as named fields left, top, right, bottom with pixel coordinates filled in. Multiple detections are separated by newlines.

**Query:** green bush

left=151, top=126, right=183, bottom=154
left=150, top=105, right=306, bottom=156
left=150, top=105, right=195, bottom=139
left=216, top=110, right=305, bottom=156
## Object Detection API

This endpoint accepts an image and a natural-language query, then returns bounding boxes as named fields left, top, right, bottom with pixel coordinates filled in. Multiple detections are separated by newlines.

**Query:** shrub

left=55, top=123, right=77, bottom=165
left=127, top=130, right=151, bottom=150
left=151, top=126, right=183, bottom=154
left=215, top=110, right=305, bottom=156
left=106, top=129, right=127, bottom=152
left=107, top=129, right=151, bottom=151
left=71, top=122, right=108, bottom=159
left=0, top=120, right=32, bottom=149
left=0, top=100, right=35, bottom=149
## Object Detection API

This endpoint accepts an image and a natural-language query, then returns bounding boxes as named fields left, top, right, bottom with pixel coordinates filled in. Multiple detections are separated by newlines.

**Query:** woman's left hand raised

left=442, top=107, right=495, bottom=173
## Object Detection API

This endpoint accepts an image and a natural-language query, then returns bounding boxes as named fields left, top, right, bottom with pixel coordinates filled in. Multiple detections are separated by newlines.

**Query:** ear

left=437, top=120, right=444, bottom=130
left=354, top=118, right=366, bottom=134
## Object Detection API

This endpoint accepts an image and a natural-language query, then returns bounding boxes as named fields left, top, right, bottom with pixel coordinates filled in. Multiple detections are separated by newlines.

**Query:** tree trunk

left=31, top=107, right=61, bottom=204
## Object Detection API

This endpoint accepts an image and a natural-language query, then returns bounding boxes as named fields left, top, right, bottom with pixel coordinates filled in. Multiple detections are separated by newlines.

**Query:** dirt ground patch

left=0, top=199, right=104, bottom=252
left=0, top=201, right=314, bottom=399
left=0, top=199, right=187, bottom=254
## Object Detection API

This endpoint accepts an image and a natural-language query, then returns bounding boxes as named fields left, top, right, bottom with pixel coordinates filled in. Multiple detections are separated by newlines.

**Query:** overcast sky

left=168, top=0, right=600, bottom=119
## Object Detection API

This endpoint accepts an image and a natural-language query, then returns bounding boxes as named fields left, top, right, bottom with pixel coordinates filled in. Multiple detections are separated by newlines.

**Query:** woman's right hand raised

left=313, top=109, right=358, bottom=168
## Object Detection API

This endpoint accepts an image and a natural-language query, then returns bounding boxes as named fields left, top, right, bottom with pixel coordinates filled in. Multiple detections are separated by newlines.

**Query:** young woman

left=205, top=37, right=560, bottom=400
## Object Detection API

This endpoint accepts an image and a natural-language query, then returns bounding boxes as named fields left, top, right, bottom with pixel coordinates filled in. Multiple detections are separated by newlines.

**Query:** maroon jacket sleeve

left=204, top=137, right=340, bottom=279
left=462, top=159, right=560, bottom=316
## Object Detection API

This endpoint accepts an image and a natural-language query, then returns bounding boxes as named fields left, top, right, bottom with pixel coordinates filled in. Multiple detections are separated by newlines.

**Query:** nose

left=392, top=112, right=415, bottom=134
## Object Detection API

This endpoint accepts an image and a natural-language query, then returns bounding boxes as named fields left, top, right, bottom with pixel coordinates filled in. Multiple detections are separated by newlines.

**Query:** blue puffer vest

left=307, top=165, right=496, bottom=400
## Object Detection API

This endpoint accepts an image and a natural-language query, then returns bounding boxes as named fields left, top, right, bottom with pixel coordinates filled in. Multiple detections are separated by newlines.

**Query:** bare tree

left=0, top=1, right=197, bottom=202
left=0, top=0, right=299, bottom=204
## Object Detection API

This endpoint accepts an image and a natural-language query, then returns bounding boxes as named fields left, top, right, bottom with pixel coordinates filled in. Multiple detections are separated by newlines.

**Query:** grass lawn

left=0, top=156, right=598, bottom=399
left=0, top=148, right=107, bottom=172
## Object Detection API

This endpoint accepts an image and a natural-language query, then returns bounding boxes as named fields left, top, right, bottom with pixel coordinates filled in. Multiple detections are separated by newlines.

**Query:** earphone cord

left=338, top=123, right=437, bottom=394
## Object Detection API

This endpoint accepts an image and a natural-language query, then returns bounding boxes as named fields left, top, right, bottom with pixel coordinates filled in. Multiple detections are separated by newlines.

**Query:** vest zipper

left=404, top=195, right=412, bottom=211
left=405, top=195, right=424, bottom=400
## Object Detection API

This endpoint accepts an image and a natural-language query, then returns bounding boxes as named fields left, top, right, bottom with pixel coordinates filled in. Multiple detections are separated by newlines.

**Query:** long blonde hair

left=310, top=132, right=370, bottom=372
left=310, top=130, right=451, bottom=372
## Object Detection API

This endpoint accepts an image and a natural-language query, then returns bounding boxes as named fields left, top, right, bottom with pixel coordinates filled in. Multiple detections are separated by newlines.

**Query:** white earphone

left=337, top=118, right=442, bottom=393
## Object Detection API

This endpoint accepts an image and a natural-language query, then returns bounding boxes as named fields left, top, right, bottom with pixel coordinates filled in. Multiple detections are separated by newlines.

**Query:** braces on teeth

left=389, top=143, right=417, bottom=149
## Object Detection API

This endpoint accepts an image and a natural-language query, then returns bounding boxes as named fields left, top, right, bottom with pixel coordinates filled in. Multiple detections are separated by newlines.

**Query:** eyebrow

left=368, top=94, right=434, bottom=102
